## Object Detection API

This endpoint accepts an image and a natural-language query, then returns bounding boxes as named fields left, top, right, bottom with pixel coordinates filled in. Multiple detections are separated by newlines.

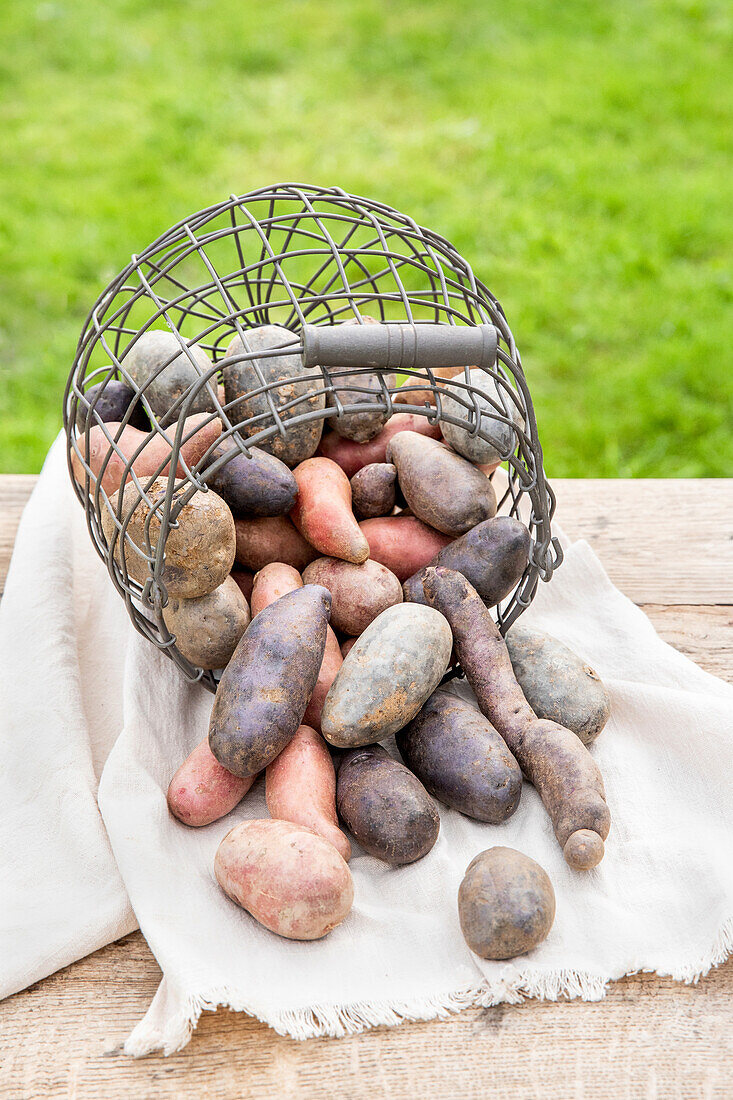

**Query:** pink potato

left=317, top=413, right=442, bottom=478
left=167, top=738, right=256, bottom=827
left=249, top=562, right=342, bottom=731
left=302, top=557, right=403, bottom=636
left=215, top=818, right=354, bottom=940
left=234, top=515, right=319, bottom=573
left=359, top=515, right=453, bottom=582
left=71, top=413, right=222, bottom=497
left=290, top=457, right=369, bottom=564
left=340, top=637, right=358, bottom=659
left=266, top=725, right=351, bottom=861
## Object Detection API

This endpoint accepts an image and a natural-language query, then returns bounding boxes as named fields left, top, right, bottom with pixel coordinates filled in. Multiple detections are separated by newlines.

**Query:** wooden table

left=0, top=477, right=731, bottom=1099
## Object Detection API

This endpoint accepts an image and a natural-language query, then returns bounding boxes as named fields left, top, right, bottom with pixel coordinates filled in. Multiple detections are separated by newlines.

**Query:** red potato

left=359, top=515, right=453, bottom=582
left=290, top=457, right=369, bottom=564
left=266, top=725, right=351, bottom=861
left=340, top=637, right=358, bottom=659
left=317, top=413, right=442, bottom=478
left=71, top=413, right=222, bottom=497
left=250, top=562, right=303, bottom=617
left=167, top=738, right=256, bottom=827
left=302, top=557, right=403, bottom=636
left=234, top=515, right=318, bottom=573
left=250, top=561, right=343, bottom=731
left=215, top=819, right=353, bottom=940
left=230, top=569, right=255, bottom=602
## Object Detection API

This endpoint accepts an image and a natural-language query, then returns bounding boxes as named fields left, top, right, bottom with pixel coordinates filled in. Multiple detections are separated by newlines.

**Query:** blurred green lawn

left=0, top=0, right=731, bottom=476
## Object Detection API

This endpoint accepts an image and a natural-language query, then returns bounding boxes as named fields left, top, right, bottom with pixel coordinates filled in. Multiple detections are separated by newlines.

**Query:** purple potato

left=350, top=463, right=397, bottom=520
left=204, top=438, right=299, bottom=517
left=74, top=380, right=148, bottom=432
left=458, top=847, right=555, bottom=959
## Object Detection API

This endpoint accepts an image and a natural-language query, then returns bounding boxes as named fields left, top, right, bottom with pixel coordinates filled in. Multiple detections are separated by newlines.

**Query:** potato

left=74, top=380, right=148, bottom=433
left=336, top=745, right=439, bottom=864
left=234, top=515, right=318, bottom=573
left=163, top=574, right=250, bottom=669
left=458, top=847, right=555, bottom=959
left=266, top=725, right=351, bottom=861
left=209, top=585, right=331, bottom=777
left=122, top=330, right=216, bottom=423
left=350, top=463, right=396, bottom=520
left=102, top=477, right=235, bottom=598
left=71, top=413, right=222, bottom=497
left=230, top=568, right=254, bottom=602
left=403, top=516, right=531, bottom=607
left=340, top=637, right=357, bottom=659
left=250, top=562, right=303, bottom=617
left=204, top=439, right=298, bottom=517
left=302, top=557, right=403, bottom=636
left=396, top=689, right=522, bottom=823
left=386, top=432, right=497, bottom=536
left=317, top=412, right=442, bottom=478
left=167, top=738, right=256, bottom=827
left=359, top=515, right=453, bottom=582
left=215, top=819, right=353, bottom=940
left=303, top=623, right=344, bottom=732
left=421, top=567, right=610, bottom=870
left=325, top=317, right=396, bottom=441
left=393, top=365, right=465, bottom=407
left=321, top=603, right=453, bottom=748
left=439, top=368, right=525, bottom=465
left=290, top=457, right=369, bottom=564
left=505, top=625, right=611, bottom=746
left=221, top=325, right=324, bottom=467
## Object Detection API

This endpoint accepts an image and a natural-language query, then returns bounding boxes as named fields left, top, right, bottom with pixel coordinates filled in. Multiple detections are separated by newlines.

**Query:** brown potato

left=458, top=847, right=555, bottom=959
left=234, top=515, right=319, bottom=573
left=350, top=463, right=397, bottom=520
left=163, top=575, right=250, bottom=669
left=302, top=557, right=403, bottom=636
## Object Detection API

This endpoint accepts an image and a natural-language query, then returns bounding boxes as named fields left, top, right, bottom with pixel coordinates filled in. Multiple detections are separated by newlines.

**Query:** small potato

left=458, top=847, right=555, bottom=959
left=336, top=745, right=439, bottom=864
left=393, top=365, right=465, bottom=407
left=230, top=568, right=255, bottom=602
left=266, top=725, right=351, bottom=861
left=163, top=575, right=250, bottom=669
left=74, top=380, right=148, bottom=433
left=234, top=515, right=318, bottom=573
left=440, top=368, right=525, bottom=465
left=221, top=325, right=325, bottom=467
left=321, top=603, right=453, bottom=748
left=387, top=431, right=497, bottom=537
left=359, top=515, right=453, bottom=582
left=327, top=316, right=396, bottom=442
left=167, top=738, right=256, bottom=827
left=251, top=562, right=302, bottom=617
left=350, top=463, right=397, bottom=520
left=122, top=330, right=216, bottom=423
left=505, top=625, right=611, bottom=746
left=302, top=557, right=403, bottom=636
left=403, top=516, right=531, bottom=608
left=102, top=477, right=235, bottom=598
left=317, top=412, right=442, bottom=478
left=396, top=689, right=522, bottom=823
left=205, top=439, right=298, bottom=518
left=215, top=818, right=353, bottom=940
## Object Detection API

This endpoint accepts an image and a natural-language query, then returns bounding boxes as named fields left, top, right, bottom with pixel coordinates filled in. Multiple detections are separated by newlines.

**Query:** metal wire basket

left=64, top=183, right=562, bottom=691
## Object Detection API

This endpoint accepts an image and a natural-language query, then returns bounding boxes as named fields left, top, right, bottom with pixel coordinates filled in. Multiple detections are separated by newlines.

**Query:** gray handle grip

left=301, top=322, right=497, bottom=372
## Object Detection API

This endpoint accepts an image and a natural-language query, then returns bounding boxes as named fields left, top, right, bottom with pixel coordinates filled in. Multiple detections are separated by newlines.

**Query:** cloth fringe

left=124, top=914, right=733, bottom=1057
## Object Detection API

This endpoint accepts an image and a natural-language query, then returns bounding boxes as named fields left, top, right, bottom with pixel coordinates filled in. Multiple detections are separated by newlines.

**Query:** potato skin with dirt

left=440, top=368, right=525, bottom=465
left=327, top=317, right=396, bottom=442
left=205, top=439, right=298, bottom=518
left=215, top=819, right=353, bottom=940
left=122, top=330, right=216, bottom=423
left=336, top=746, right=439, bottom=864
left=396, top=689, right=522, bottom=823
left=101, top=477, right=235, bottom=598
left=458, top=847, right=555, bottom=959
left=320, top=603, right=453, bottom=748
left=403, top=517, right=531, bottom=608
left=302, top=557, right=403, bottom=636
left=208, top=585, right=331, bottom=777
left=350, top=463, right=396, bottom=519
left=222, top=325, right=325, bottom=467
left=163, top=575, right=250, bottom=669
left=386, top=431, right=497, bottom=536
left=505, top=626, right=611, bottom=746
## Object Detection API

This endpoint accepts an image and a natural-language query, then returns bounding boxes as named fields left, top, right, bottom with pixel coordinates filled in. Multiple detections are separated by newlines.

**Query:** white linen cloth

left=1, top=435, right=731, bottom=1055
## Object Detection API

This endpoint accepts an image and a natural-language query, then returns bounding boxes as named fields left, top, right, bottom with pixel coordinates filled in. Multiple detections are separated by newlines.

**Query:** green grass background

left=0, top=0, right=731, bottom=476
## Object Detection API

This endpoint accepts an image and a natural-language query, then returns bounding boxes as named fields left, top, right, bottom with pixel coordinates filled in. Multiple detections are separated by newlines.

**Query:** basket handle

left=301, top=322, right=497, bottom=372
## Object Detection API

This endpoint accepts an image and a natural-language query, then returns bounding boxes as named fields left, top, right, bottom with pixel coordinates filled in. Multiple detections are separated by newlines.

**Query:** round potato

left=74, top=380, right=148, bottom=433
left=350, top=463, right=397, bottom=520
left=302, top=557, right=403, bottom=636
left=458, top=847, right=556, bottom=960
left=102, top=477, right=235, bottom=598
left=163, top=574, right=250, bottom=669
left=122, top=330, right=216, bottom=424
left=440, top=368, right=525, bottom=465
left=205, top=439, right=298, bottom=518
left=215, top=818, right=353, bottom=940
left=326, top=317, right=395, bottom=442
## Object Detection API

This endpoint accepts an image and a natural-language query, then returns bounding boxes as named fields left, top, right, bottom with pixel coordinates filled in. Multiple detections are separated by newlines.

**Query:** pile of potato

left=74, top=324, right=612, bottom=959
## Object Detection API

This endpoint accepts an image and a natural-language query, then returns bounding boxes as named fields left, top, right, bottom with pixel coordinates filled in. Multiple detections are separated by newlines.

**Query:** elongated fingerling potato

left=250, top=562, right=302, bottom=617
left=290, top=457, right=369, bottom=564
left=167, top=738, right=256, bottom=827
left=359, top=515, right=452, bottom=582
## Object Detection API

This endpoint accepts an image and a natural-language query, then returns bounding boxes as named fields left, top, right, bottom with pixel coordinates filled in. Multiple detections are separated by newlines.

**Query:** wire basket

left=64, top=183, right=563, bottom=692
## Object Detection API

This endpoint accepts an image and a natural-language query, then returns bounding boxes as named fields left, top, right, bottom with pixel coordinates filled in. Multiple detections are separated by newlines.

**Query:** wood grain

left=0, top=473, right=732, bottom=1099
